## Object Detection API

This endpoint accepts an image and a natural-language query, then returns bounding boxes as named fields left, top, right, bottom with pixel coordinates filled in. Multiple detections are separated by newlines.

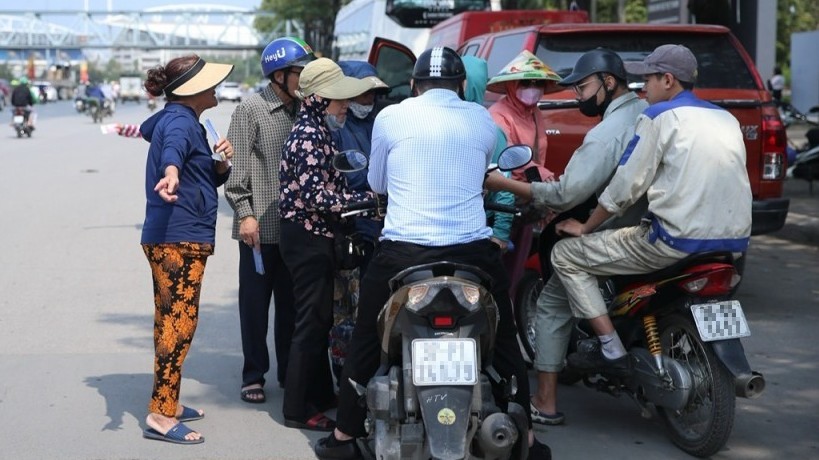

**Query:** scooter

left=11, top=107, right=33, bottom=138
left=74, top=97, right=87, bottom=113
left=147, top=97, right=157, bottom=112
left=335, top=145, right=536, bottom=460
left=560, top=251, right=764, bottom=457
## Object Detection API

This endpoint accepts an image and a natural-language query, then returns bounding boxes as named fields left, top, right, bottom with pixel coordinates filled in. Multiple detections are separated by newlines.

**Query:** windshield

left=534, top=32, right=757, bottom=90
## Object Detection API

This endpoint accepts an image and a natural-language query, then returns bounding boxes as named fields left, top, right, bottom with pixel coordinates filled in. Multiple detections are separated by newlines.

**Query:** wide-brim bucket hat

left=298, top=58, right=376, bottom=100
left=486, top=50, right=561, bottom=94
left=165, top=58, right=234, bottom=96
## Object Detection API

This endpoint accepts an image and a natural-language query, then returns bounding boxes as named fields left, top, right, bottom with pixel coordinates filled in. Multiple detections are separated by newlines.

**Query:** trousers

left=238, top=241, right=296, bottom=388
left=143, top=242, right=212, bottom=417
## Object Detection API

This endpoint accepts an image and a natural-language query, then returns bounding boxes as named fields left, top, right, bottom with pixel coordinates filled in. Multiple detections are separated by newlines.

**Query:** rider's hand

left=490, top=237, right=509, bottom=253
left=555, top=218, right=586, bottom=237
left=239, top=216, right=259, bottom=247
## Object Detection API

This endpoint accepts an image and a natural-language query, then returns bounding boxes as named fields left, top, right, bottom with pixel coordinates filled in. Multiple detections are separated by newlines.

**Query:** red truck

left=371, top=22, right=789, bottom=236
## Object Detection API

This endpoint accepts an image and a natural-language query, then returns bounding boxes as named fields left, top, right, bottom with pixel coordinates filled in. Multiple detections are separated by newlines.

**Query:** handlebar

left=485, top=202, right=521, bottom=216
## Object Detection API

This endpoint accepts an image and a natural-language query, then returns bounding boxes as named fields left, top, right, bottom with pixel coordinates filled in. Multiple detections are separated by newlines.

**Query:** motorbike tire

left=16, top=129, right=22, bottom=138
left=656, top=313, right=736, bottom=458
left=514, top=269, right=543, bottom=364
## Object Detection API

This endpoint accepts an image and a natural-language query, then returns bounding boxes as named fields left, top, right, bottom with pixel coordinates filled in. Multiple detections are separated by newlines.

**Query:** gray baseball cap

left=624, top=44, right=698, bottom=83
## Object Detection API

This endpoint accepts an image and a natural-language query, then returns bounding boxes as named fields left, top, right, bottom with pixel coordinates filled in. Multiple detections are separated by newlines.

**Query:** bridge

left=0, top=6, right=301, bottom=51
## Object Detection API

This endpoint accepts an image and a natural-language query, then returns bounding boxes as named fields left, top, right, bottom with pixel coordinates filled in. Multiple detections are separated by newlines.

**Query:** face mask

left=326, top=113, right=346, bottom=131
left=349, top=102, right=373, bottom=119
left=516, top=87, right=544, bottom=107
left=577, top=85, right=614, bottom=118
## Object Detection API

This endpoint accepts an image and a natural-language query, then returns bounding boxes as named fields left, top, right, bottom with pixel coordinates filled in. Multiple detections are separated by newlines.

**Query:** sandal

left=177, top=405, right=204, bottom=422
left=530, top=401, right=565, bottom=426
left=240, top=387, right=266, bottom=404
left=284, top=412, right=336, bottom=432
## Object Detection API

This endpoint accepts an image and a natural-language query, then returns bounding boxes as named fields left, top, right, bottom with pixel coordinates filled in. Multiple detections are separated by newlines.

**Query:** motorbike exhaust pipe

left=735, top=371, right=765, bottom=399
left=477, top=412, right=519, bottom=459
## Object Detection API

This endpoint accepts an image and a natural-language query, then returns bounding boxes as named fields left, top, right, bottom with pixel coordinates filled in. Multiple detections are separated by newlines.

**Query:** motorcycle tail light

left=680, top=268, right=735, bottom=296
left=407, top=284, right=429, bottom=306
left=431, top=315, right=454, bottom=328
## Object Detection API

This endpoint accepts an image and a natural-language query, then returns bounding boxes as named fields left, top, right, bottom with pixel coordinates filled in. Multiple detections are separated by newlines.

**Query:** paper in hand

left=204, top=119, right=228, bottom=163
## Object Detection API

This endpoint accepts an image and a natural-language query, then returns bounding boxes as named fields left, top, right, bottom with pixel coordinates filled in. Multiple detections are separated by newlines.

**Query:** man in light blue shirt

left=316, top=47, right=551, bottom=460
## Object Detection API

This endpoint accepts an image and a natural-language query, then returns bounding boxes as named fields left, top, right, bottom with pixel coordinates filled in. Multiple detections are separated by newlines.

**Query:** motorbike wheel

left=16, top=129, right=22, bottom=138
left=656, top=313, right=735, bottom=457
left=514, top=269, right=542, bottom=364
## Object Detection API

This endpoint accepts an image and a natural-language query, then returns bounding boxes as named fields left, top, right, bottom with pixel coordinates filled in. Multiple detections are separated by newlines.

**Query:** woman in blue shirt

left=139, top=54, right=234, bottom=445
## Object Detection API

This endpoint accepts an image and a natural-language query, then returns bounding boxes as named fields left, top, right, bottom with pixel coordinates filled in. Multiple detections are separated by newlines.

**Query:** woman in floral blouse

left=278, top=58, right=376, bottom=431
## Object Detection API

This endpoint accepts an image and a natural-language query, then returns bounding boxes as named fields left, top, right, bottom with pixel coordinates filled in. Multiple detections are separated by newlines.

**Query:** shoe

left=284, top=413, right=336, bottom=432
left=527, top=439, right=552, bottom=460
left=143, top=422, right=204, bottom=445
left=530, top=401, right=565, bottom=426
left=314, top=433, right=361, bottom=460
left=240, top=386, right=266, bottom=404
left=177, top=405, right=204, bottom=422
left=316, top=394, right=339, bottom=412
left=567, top=346, right=633, bottom=376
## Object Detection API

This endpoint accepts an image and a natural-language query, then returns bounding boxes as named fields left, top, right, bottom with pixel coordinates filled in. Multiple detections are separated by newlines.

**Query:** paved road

left=0, top=101, right=816, bottom=459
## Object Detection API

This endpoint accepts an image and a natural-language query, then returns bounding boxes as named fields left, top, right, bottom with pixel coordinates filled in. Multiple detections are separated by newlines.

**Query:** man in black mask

left=484, top=48, right=648, bottom=425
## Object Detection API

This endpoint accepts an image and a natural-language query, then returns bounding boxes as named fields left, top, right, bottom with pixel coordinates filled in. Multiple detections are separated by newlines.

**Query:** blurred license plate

left=691, top=300, right=750, bottom=342
left=13, top=115, right=24, bottom=124
left=412, top=338, right=477, bottom=386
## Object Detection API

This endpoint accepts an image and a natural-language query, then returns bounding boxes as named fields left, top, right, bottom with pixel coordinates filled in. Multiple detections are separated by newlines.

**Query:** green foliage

left=256, top=0, right=342, bottom=56
left=776, top=0, right=819, bottom=71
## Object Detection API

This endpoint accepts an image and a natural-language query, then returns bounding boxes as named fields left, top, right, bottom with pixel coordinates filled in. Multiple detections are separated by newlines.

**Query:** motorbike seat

left=389, top=261, right=494, bottom=292
left=609, top=251, right=734, bottom=290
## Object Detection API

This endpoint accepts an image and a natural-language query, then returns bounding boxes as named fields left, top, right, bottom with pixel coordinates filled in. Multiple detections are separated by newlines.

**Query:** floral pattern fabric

left=279, top=95, right=372, bottom=238
left=142, top=242, right=213, bottom=417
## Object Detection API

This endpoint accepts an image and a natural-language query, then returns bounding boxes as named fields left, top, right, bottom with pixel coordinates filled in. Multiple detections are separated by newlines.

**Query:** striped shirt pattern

left=368, top=88, right=496, bottom=246
left=225, top=85, right=295, bottom=244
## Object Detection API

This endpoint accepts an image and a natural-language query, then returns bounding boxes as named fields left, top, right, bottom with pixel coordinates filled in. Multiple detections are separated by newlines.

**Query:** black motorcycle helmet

left=412, top=46, right=466, bottom=82
left=559, top=48, right=626, bottom=86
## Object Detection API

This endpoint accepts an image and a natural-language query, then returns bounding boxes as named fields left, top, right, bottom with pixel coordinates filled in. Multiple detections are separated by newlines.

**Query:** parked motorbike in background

left=335, top=145, right=536, bottom=460
left=559, top=251, right=764, bottom=457
left=11, top=106, right=33, bottom=138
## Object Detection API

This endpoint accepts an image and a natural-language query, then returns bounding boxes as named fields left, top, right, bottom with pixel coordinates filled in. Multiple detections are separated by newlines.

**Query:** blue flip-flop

left=143, top=422, right=204, bottom=445
left=177, top=406, right=204, bottom=422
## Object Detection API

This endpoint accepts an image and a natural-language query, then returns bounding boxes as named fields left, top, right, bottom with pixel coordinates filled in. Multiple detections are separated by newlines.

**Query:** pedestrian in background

left=139, top=54, right=234, bottom=445
left=225, top=36, right=315, bottom=404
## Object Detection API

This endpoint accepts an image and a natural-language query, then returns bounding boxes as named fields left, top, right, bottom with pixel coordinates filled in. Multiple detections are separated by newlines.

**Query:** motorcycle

left=11, top=107, right=33, bottom=138
left=335, top=145, right=536, bottom=460
left=86, top=98, right=114, bottom=123
left=555, top=251, right=764, bottom=457
left=788, top=126, right=819, bottom=194
left=147, top=97, right=157, bottom=112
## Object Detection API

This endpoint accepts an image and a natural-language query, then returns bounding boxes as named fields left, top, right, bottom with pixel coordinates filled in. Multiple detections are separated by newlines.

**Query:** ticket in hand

left=204, top=119, right=227, bottom=162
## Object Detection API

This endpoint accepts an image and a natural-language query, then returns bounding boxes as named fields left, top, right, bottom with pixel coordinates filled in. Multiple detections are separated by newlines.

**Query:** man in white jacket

left=554, top=44, right=752, bottom=373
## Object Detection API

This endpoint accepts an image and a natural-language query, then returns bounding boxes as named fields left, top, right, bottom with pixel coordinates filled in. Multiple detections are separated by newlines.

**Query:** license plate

left=412, top=338, right=477, bottom=386
left=691, top=300, right=750, bottom=342
left=13, top=115, right=24, bottom=124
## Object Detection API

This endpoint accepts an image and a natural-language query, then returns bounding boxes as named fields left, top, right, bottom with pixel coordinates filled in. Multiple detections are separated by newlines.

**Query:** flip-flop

left=143, top=422, right=204, bottom=445
left=284, top=413, right=336, bottom=432
left=240, top=387, right=266, bottom=404
left=530, top=401, right=565, bottom=426
left=177, top=405, right=204, bottom=422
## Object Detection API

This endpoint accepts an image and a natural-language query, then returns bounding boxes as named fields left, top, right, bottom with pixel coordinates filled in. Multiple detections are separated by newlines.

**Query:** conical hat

left=486, top=50, right=561, bottom=94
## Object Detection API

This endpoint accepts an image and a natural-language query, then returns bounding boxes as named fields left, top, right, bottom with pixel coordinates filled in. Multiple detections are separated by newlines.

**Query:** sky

left=0, top=0, right=262, bottom=11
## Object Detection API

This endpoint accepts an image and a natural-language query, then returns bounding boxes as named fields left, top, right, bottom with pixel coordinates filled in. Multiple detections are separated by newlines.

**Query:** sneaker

left=530, top=401, right=565, bottom=426
left=314, top=433, right=361, bottom=460
left=567, top=345, right=633, bottom=376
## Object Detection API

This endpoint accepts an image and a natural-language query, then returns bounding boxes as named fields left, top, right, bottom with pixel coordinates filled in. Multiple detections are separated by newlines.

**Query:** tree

left=256, top=0, right=342, bottom=57
left=776, top=0, right=818, bottom=72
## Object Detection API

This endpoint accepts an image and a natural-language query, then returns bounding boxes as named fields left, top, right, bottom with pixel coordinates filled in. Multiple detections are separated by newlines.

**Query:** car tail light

left=679, top=267, right=738, bottom=296
left=761, top=107, right=786, bottom=179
